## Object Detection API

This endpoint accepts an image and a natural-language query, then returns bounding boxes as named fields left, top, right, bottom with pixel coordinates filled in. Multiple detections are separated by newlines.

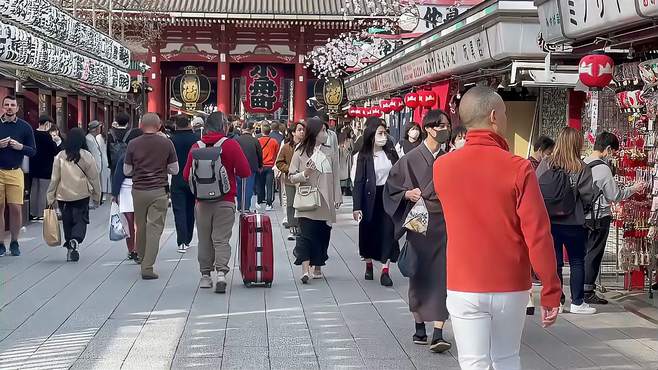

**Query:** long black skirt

left=294, top=217, right=332, bottom=266
left=359, top=186, right=400, bottom=263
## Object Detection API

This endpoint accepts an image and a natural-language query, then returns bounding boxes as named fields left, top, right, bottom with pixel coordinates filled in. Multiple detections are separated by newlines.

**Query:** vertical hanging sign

left=243, top=64, right=283, bottom=114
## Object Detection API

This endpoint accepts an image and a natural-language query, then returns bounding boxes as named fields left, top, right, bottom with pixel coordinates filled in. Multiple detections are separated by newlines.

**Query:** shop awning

left=510, top=60, right=579, bottom=88
left=0, top=65, right=21, bottom=81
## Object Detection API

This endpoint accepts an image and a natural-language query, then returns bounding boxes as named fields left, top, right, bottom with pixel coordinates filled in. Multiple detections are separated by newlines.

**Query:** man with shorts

left=0, top=96, right=36, bottom=256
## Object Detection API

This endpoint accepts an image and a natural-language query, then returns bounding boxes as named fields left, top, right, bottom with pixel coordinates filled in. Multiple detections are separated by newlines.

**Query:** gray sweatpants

left=132, top=188, right=169, bottom=274
left=30, top=178, right=50, bottom=217
left=196, top=201, right=236, bottom=275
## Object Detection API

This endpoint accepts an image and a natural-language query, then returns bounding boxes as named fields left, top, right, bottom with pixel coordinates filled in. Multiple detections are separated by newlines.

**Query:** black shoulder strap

left=587, top=159, right=607, bottom=169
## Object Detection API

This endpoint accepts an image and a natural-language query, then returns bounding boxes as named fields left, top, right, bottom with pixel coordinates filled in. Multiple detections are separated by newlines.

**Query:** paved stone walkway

left=0, top=200, right=657, bottom=369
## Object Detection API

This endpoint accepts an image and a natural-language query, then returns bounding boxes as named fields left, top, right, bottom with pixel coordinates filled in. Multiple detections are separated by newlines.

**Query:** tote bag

left=43, top=206, right=61, bottom=247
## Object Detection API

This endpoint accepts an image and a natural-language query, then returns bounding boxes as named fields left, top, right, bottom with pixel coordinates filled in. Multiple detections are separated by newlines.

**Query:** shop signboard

left=399, top=4, right=471, bottom=34
left=432, top=31, right=490, bottom=76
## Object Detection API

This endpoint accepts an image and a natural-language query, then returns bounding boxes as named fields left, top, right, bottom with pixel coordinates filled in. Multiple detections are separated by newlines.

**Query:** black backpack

left=538, top=166, right=582, bottom=218
left=109, top=129, right=128, bottom=168
left=584, top=160, right=607, bottom=229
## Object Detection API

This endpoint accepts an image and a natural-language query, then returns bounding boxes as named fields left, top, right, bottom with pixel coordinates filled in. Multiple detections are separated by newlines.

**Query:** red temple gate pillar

left=147, top=46, right=163, bottom=118
left=217, top=52, right=231, bottom=112
left=293, top=28, right=307, bottom=123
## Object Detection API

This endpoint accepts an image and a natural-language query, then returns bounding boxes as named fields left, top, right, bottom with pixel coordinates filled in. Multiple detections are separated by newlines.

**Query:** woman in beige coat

left=289, top=117, right=342, bottom=284
left=47, top=128, right=101, bottom=262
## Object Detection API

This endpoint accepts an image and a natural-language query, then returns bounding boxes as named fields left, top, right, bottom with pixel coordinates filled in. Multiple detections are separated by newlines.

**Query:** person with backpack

left=583, top=132, right=645, bottom=305
left=107, top=112, right=131, bottom=178
left=183, top=111, right=250, bottom=293
left=170, top=114, right=200, bottom=254
left=537, top=127, right=596, bottom=314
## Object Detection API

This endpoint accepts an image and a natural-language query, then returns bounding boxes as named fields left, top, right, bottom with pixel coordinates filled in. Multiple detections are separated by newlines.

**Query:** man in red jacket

left=183, top=112, right=251, bottom=293
left=433, top=87, right=561, bottom=370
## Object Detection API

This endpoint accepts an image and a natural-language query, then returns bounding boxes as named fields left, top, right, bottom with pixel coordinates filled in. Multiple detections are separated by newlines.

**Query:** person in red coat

left=183, top=112, right=251, bottom=294
left=433, top=86, right=561, bottom=370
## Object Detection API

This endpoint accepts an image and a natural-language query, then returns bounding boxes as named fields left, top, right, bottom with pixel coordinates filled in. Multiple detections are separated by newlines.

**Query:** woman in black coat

left=352, top=118, right=400, bottom=286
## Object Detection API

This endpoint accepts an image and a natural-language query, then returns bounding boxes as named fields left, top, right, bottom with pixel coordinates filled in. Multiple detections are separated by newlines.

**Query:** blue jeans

left=237, top=174, right=255, bottom=211
left=551, top=224, right=587, bottom=305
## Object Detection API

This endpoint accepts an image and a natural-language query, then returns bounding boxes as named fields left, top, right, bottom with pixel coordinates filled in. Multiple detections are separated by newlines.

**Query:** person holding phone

left=352, top=118, right=399, bottom=286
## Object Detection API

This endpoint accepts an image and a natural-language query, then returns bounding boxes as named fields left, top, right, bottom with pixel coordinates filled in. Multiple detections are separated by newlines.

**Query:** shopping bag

left=43, top=206, right=61, bottom=247
left=403, top=198, right=429, bottom=235
left=397, top=241, right=418, bottom=278
left=109, top=202, right=129, bottom=241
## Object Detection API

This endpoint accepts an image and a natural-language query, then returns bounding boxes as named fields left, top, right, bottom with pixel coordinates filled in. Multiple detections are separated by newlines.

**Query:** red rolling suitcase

left=239, top=179, right=274, bottom=287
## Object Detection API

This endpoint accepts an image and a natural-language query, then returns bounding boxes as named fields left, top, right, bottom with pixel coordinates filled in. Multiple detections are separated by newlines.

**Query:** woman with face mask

left=352, top=118, right=400, bottom=286
left=288, top=117, right=342, bottom=283
left=450, top=125, right=468, bottom=152
left=396, top=122, right=423, bottom=157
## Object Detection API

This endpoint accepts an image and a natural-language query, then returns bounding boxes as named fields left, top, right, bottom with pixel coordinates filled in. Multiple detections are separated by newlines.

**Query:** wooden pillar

left=293, top=26, right=308, bottom=123
left=216, top=25, right=231, bottom=114
left=147, top=45, right=163, bottom=117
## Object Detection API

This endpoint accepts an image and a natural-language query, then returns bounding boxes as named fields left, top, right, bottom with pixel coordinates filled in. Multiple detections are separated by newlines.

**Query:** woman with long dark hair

left=289, top=117, right=342, bottom=283
left=353, top=118, right=400, bottom=286
left=395, top=121, right=423, bottom=157
left=47, top=128, right=101, bottom=261
left=537, top=127, right=596, bottom=314
left=276, top=121, right=305, bottom=241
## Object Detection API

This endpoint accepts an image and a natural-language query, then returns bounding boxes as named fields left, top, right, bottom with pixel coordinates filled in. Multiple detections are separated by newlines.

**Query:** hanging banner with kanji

left=243, top=64, right=284, bottom=114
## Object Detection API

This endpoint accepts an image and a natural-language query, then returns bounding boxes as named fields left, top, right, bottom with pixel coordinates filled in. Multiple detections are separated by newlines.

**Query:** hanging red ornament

left=347, top=106, right=358, bottom=117
left=418, top=90, right=437, bottom=108
left=578, top=54, right=614, bottom=89
left=380, top=99, right=392, bottom=114
left=404, top=92, right=420, bottom=109
left=357, top=107, right=367, bottom=118
left=390, top=97, right=404, bottom=112
left=369, top=105, right=382, bottom=117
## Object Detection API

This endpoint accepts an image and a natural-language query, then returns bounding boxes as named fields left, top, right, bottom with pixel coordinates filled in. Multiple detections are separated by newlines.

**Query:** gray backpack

left=189, top=138, right=231, bottom=201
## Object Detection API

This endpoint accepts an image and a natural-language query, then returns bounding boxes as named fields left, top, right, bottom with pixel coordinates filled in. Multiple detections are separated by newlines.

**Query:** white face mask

left=454, top=138, right=466, bottom=149
left=374, top=135, right=388, bottom=148
left=408, top=129, right=420, bottom=141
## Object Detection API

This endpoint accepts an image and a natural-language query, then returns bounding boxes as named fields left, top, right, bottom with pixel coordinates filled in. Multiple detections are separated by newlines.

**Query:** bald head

left=140, top=113, right=161, bottom=133
left=459, top=87, right=506, bottom=132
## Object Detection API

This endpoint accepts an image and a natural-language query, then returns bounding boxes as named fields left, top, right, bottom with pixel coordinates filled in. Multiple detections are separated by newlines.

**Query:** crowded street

left=0, top=203, right=657, bottom=370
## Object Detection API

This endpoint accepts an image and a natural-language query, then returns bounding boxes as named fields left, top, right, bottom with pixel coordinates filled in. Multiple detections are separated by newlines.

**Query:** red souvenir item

left=369, top=106, right=382, bottom=117
left=418, top=90, right=437, bottom=108
left=579, top=54, right=614, bottom=89
left=380, top=99, right=392, bottom=114
left=347, top=106, right=358, bottom=117
left=405, top=92, right=420, bottom=109
left=390, top=97, right=404, bottom=112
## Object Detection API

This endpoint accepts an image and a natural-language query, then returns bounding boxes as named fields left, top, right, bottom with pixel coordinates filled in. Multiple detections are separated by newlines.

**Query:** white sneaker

left=215, top=273, right=227, bottom=294
left=199, top=275, right=213, bottom=289
left=287, top=232, right=296, bottom=241
left=569, top=302, right=597, bottom=315
left=265, top=205, right=273, bottom=211
left=177, top=244, right=187, bottom=253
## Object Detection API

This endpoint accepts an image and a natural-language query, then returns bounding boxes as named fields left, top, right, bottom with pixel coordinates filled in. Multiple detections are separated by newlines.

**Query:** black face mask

left=428, top=127, right=451, bottom=144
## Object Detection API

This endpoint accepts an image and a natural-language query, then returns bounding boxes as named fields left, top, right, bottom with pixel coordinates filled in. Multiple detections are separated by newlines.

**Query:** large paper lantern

left=405, top=92, right=420, bottom=109
left=369, top=105, right=382, bottom=117
left=347, top=106, right=358, bottom=117
left=356, top=107, right=366, bottom=118
left=418, top=90, right=437, bottom=108
left=390, top=97, right=404, bottom=112
left=380, top=99, right=393, bottom=114
left=579, top=54, right=614, bottom=89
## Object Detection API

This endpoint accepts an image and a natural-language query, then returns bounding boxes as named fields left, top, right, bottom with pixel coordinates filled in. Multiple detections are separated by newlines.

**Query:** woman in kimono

left=384, top=110, right=453, bottom=354
left=395, top=121, right=423, bottom=157
left=353, top=118, right=399, bottom=286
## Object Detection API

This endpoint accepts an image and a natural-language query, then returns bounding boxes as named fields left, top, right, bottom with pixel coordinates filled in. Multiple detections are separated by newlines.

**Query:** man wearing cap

left=0, top=96, right=36, bottom=257
left=86, top=120, right=109, bottom=205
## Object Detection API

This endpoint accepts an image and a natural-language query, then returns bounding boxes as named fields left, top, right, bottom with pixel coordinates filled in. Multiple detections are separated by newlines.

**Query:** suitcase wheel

left=265, top=282, right=272, bottom=288
left=244, top=281, right=253, bottom=288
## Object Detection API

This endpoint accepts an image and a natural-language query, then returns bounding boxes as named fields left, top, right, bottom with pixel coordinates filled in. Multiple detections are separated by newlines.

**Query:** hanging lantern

left=418, top=90, right=437, bottom=108
left=356, top=107, right=366, bottom=118
left=347, top=106, right=358, bottom=117
left=390, top=97, right=404, bottom=112
left=405, top=92, right=420, bottom=109
left=370, top=105, right=382, bottom=117
left=380, top=99, right=393, bottom=114
left=579, top=54, right=614, bottom=136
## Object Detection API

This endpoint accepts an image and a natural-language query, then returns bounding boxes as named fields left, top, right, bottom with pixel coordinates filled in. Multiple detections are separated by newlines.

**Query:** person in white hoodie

left=583, top=132, right=645, bottom=305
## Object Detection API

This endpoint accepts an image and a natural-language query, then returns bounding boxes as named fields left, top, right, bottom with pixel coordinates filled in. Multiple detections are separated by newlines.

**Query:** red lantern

left=356, top=107, right=366, bottom=118
left=380, top=99, right=392, bottom=114
left=418, top=90, right=437, bottom=108
left=347, top=106, right=358, bottom=117
left=369, top=106, right=382, bottom=117
left=578, top=54, right=614, bottom=89
left=405, top=92, right=420, bottom=109
left=390, top=97, right=404, bottom=112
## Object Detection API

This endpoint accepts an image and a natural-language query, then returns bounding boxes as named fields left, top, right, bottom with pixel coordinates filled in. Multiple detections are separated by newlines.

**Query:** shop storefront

left=345, top=0, right=545, bottom=156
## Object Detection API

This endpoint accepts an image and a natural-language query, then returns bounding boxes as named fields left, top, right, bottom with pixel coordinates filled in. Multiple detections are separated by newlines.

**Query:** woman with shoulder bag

left=276, top=121, right=305, bottom=241
left=536, top=127, right=596, bottom=315
left=289, top=117, right=342, bottom=284
left=352, top=118, right=400, bottom=286
left=47, top=128, right=101, bottom=262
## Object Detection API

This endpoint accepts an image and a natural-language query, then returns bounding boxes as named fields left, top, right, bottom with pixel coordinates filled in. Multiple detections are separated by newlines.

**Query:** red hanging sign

left=243, top=64, right=284, bottom=113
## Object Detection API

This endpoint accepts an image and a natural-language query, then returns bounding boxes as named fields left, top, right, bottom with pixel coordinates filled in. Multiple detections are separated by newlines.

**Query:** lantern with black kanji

left=390, top=97, right=404, bottom=112
left=405, top=92, right=420, bottom=109
left=579, top=53, right=614, bottom=135
left=418, top=90, right=437, bottom=108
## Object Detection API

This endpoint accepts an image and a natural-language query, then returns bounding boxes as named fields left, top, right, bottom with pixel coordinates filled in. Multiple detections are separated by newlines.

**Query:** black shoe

left=70, top=249, right=80, bottom=262
left=429, top=338, right=452, bottom=353
left=380, top=272, right=393, bottom=287
left=584, top=291, right=608, bottom=305
left=365, top=265, right=374, bottom=280
left=0, top=243, right=5, bottom=257
left=526, top=306, right=535, bottom=315
left=413, top=334, right=428, bottom=345
left=9, top=241, right=20, bottom=256
left=128, top=251, right=138, bottom=260
left=301, top=274, right=310, bottom=284
left=652, top=283, right=658, bottom=291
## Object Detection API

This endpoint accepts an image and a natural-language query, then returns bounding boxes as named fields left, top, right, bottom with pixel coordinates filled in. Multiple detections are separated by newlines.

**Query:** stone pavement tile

left=354, top=337, right=407, bottom=359
left=363, top=358, right=416, bottom=369
left=175, top=329, right=225, bottom=358
left=269, top=343, right=316, bottom=358
left=270, top=356, right=320, bottom=370
left=318, top=356, right=366, bottom=370
left=171, top=356, right=222, bottom=369
left=222, top=328, right=268, bottom=347
left=522, top=320, right=597, bottom=369
left=519, top=344, right=556, bottom=370
left=220, top=346, right=269, bottom=370
left=121, top=358, right=172, bottom=369
left=69, top=358, right=124, bottom=370
left=268, top=334, right=313, bottom=347
left=78, top=336, right=138, bottom=359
